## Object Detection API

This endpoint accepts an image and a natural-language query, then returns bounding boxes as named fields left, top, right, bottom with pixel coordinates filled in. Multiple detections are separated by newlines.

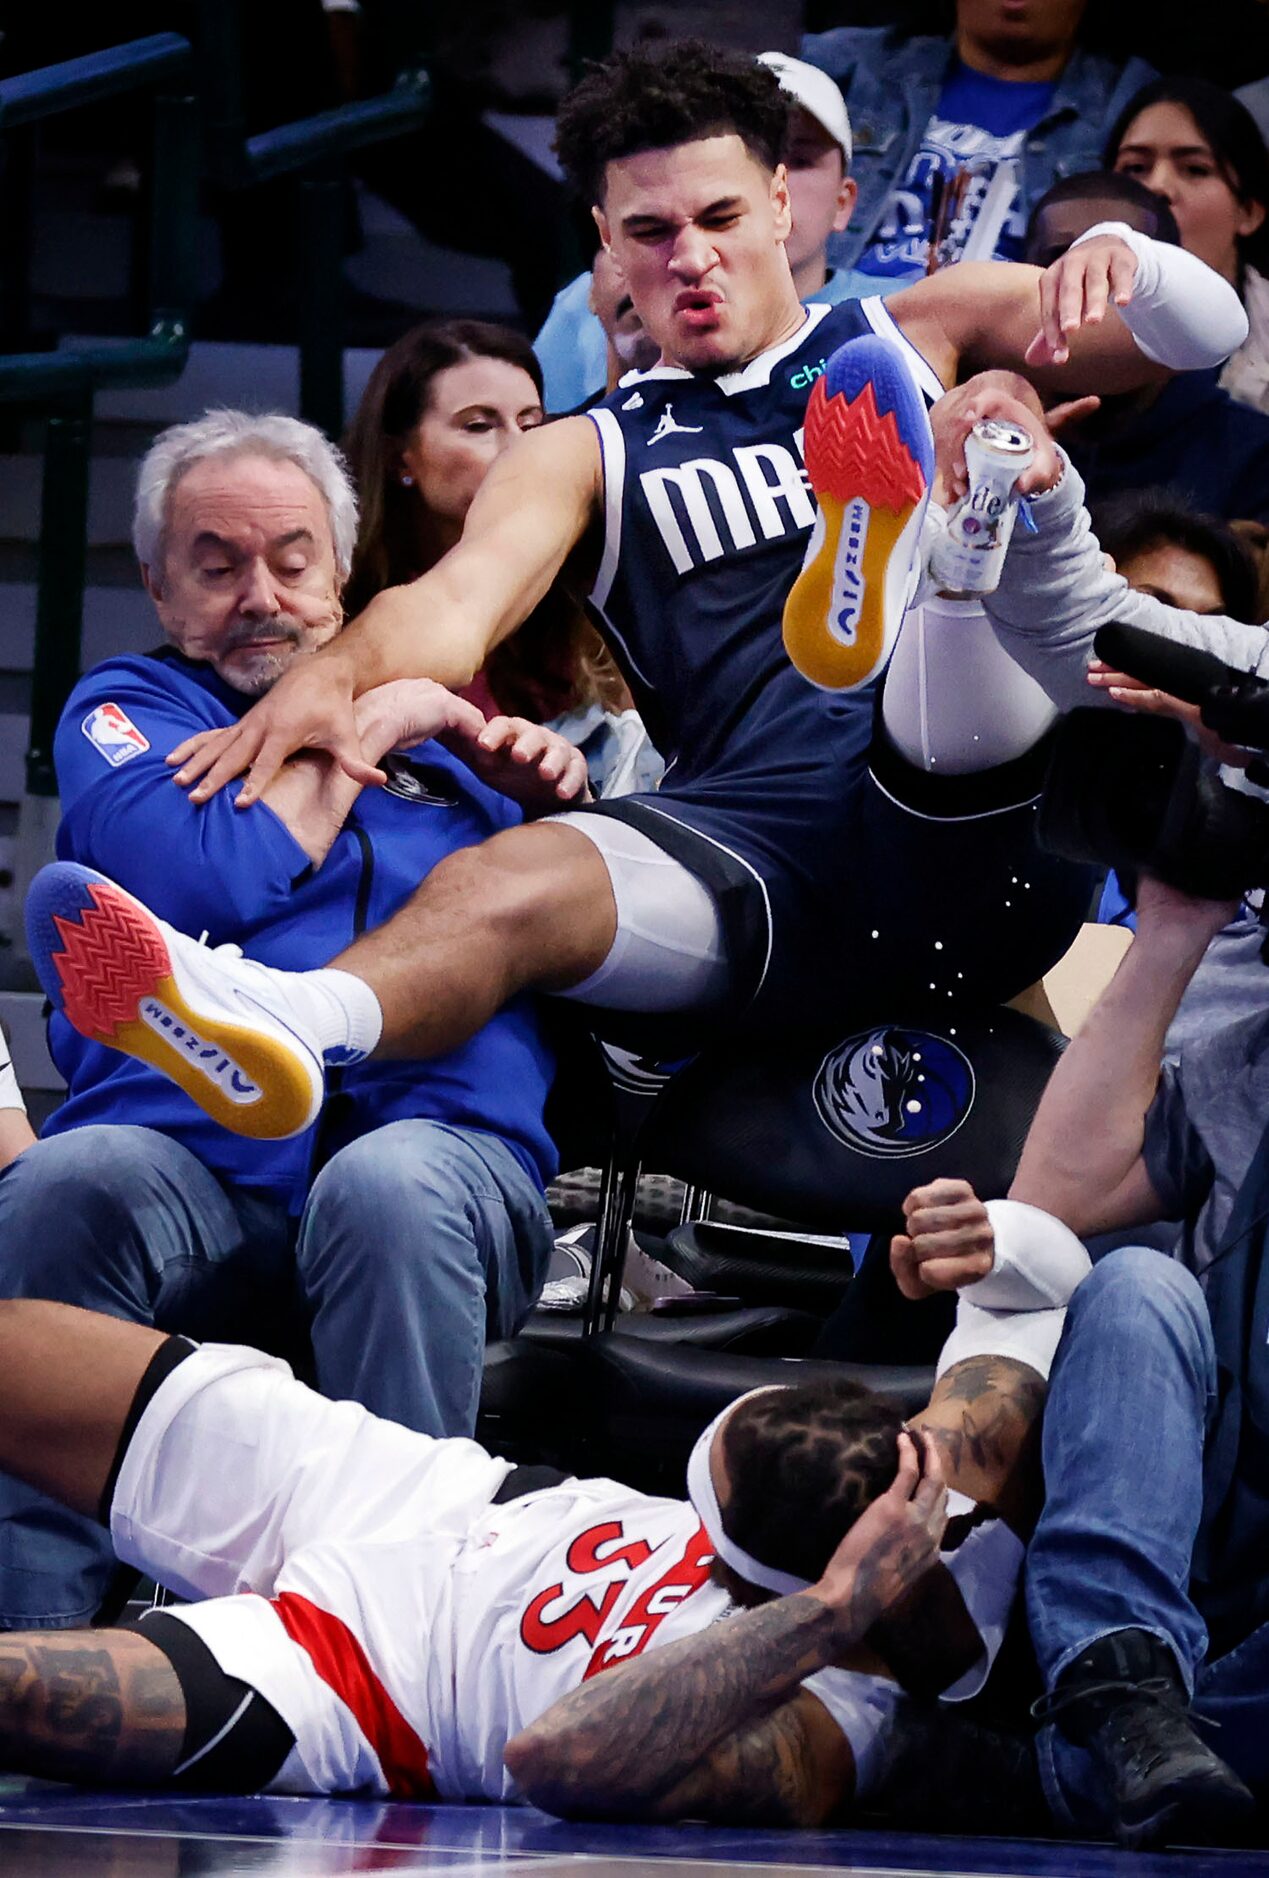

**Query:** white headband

left=685, top=1386, right=813, bottom=1598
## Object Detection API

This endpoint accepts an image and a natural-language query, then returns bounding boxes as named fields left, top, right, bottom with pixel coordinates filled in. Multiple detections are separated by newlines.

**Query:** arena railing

left=0, top=34, right=197, bottom=951
left=193, top=0, right=431, bottom=440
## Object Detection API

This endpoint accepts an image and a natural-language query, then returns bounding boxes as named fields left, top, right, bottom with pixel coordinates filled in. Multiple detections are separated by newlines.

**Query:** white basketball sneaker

left=26, top=862, right=325, bottom=1140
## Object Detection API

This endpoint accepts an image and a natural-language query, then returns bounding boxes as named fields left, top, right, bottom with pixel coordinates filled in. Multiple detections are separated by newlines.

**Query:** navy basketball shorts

left=575, top=731, right=1091, bottom=1041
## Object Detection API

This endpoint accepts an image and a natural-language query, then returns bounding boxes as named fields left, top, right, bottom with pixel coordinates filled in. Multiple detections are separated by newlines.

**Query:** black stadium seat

left=479, top=1003, right=1066, bottom=1482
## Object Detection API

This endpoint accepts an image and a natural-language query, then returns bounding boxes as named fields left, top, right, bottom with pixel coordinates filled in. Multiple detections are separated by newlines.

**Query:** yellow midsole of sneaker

left=103, top=973, right=318, bottom=1140
left=783, top=495, right=911, bottom=691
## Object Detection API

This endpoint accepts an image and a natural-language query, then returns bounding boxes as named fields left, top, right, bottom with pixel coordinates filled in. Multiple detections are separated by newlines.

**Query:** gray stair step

left=348, top=188, right=518, bottom=318
left=0, top=715, right=28, bottom=799
left=0, top=543, right=140, bottom=588
left=93, top=339, right=386, bottom=426
left=0, top=990, right=62, bottom=1093
left=0, top=582, right=157, bottom=677
left=0, top=451, right=139, bottom=547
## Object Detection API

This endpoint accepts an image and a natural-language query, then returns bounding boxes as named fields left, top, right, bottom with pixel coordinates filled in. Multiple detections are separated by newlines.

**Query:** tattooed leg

left=0, top=1301, right=166, bottom=1516
left=0, top=1630, right=184, bottom=1785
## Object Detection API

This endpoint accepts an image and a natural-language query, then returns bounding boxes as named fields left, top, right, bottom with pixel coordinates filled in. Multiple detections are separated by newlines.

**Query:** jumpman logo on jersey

left=646, top=404, right=704, bottom=446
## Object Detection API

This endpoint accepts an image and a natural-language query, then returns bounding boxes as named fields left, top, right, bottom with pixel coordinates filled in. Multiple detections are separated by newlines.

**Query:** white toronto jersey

left=111, top=1344, right=1022, bottom=1802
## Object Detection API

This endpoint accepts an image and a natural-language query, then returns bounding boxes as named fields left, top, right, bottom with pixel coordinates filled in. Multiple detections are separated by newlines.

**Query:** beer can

left=928, top=417, right=1034, bottom=595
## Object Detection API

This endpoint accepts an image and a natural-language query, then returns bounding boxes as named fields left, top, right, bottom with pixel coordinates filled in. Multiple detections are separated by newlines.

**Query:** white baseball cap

left=758, top=51, right=852, bottom=167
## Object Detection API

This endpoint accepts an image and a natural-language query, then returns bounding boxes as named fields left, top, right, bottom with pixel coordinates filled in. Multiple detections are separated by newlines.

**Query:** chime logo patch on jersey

left=81, top=702, right=150, bottom=767
left=380, top=756, right=460, bottom=807
left=813, top=1025, right=974, bottom=1159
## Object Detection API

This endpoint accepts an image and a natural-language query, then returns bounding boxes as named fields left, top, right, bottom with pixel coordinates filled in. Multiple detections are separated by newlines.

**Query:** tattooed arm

left=504, top=1435, right=946, bottom=1823
left=892, top=1178, right=1051, bottom=1531
left=912, top=1354, right=1046, bottom=1533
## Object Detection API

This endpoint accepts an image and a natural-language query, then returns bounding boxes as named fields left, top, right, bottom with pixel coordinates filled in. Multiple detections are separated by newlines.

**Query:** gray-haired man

left=0, top=410, right=587, bottom=1633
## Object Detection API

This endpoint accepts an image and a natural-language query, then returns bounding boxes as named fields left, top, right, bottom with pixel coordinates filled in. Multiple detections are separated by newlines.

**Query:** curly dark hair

left=554, top=38, right=789, bottom=207
left=714, top=1378, right=905, bottom=1605
left=1024, top=170, right=1180, bottom=267
left=1091, top=487, right=1260, bottom=624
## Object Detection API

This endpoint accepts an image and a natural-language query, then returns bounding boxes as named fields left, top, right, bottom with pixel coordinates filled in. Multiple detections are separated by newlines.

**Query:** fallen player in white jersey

left=0, top=1191, right=1085, bottom=1826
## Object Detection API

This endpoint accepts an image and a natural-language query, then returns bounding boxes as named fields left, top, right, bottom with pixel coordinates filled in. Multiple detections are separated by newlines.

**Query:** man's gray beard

left=226, top=648, right=294, bottom=696
left=164, top=612, right=333, bottom=695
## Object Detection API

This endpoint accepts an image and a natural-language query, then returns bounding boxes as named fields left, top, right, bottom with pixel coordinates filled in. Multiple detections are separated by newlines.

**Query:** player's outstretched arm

left=166, top=416, right=603, bottom=808
left=892, top=228, right=1247, bottom=400
left=504, top=1436, right=946, bottom=1824
left=975, top=436, right=1269, bottom=716
left=1009, top=877, right=1236, bottom=1233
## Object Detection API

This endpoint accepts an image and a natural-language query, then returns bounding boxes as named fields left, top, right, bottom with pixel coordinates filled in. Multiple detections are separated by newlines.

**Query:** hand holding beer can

left=928, top=418, right=1034, bottom=596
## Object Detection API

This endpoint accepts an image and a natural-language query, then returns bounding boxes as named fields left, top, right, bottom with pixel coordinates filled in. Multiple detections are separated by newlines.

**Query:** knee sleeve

left=547, top=813, right=732, bottom=1012
left=132, top=1609, right=294, bottom=1793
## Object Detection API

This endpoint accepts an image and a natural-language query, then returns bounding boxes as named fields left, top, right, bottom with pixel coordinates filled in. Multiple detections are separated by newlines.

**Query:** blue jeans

left=0, top=1119, right=553, bottom=1627
left=1027, top=1246, right=1269, bottom=1827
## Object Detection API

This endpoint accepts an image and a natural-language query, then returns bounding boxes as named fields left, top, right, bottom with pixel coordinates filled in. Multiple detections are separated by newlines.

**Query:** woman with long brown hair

left=345, top=320, right=657, bottom=791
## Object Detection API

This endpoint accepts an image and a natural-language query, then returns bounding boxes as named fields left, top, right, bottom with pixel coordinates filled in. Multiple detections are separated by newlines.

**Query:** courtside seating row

left=478, top=1002, right=1065, bottom=1496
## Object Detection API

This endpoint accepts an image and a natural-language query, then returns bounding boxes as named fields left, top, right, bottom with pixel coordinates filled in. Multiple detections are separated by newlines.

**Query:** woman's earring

left=400, top=473, right=414, bottom=486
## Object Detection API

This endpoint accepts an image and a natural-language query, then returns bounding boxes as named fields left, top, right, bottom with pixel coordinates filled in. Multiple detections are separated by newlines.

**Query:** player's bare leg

left=0, top=1628, right=184, bottom=1785
left=0, top=1299, right=167, bottom=1513
left=26, top=821, right=618, bottom=1140
left=330, top=821, right=618, bottom=1054
left=0, top=1300, right=187, bottom=1784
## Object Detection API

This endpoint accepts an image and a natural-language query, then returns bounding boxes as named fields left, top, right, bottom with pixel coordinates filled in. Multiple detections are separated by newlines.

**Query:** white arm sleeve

left=881, top=593, right=1057, bottom=774
left=936, top=1298, right=1069, bottom=1382
left=934, top=1201, right=1091, bottom=1381
left=1071, top=220, right=1249, bottom=369
left=974, top=1199, right=1091, bottom=1309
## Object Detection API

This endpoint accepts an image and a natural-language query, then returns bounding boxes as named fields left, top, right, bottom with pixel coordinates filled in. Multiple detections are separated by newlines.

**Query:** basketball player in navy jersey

left=23, top=41, right=1249, bottom=1139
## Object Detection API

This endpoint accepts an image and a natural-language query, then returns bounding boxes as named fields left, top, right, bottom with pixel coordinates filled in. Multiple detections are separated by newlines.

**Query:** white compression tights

left=882, top=592, right=1058, bottom=774
left=548, top=812, right=731, bottom=1012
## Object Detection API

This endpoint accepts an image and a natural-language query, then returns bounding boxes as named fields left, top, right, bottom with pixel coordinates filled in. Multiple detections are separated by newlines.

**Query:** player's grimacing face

left=595, top=135, right=797, bottom=371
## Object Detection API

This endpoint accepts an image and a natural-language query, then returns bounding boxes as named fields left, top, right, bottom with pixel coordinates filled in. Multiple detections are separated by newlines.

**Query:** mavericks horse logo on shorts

left=813, top=1025, right=975, bottom=1158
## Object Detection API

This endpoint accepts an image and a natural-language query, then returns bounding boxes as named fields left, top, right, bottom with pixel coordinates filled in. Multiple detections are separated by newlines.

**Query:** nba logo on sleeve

left=81, top=702, right=151, bottom=767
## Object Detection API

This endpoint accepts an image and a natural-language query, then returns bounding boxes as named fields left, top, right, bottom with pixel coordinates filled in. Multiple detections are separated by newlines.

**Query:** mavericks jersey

left=585, top=298, right=945, bottom=804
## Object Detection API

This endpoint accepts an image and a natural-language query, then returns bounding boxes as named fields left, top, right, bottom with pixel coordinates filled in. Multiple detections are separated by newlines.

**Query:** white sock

left=288, top=967, right=384, bottom=1063
left=0, top=1044, right=27, bottom=1115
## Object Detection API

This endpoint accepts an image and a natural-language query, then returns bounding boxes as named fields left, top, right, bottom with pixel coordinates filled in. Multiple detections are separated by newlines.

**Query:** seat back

left=585, top=1335, right=936, bottom=1495
left=638, top=1003, right=1065, bottom=1232
left=543, top=1008, right=697, bottom=1174
left=479, top=1330, right=936, bottom=1495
